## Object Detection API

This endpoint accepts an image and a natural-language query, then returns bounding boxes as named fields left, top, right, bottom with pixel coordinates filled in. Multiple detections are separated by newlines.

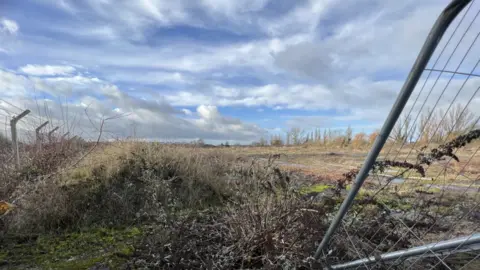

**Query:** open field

left=227, top=142, right=480, bottom=186
left=0, top=136, right=479, bottom=269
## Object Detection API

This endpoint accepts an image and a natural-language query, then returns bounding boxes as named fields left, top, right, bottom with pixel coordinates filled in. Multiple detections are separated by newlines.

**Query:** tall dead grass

left=1, top=140, right=340, bottom=268
left=3, top=142, right=241, bottom=232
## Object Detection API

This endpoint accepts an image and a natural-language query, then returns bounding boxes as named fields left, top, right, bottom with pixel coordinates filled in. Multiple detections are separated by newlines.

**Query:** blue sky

left=1, top=0, right=479, bottom=144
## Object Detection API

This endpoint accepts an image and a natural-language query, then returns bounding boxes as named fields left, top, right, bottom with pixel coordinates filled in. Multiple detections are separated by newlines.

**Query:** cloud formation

left=0, top=18, right=18, bottom=35
left=19, top=65, right=76, bottom=76
left=0, top=0, right=478, bottom=142
left=0, top=69, right=266, bottom=143
left=0, top=18, right=19, bottom=53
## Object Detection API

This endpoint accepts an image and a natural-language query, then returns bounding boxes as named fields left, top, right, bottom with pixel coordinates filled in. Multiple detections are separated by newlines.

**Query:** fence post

left=48, top=126, right=59, bottom=143
left=61, top=132, right=70, bottom=140
left=10, top=109, right=31, bottom=168
left=313, top=0, right=472, bottom=260
left=69, top=135, right=78, bottom=143
left=35, top=121, right=49, bottom=152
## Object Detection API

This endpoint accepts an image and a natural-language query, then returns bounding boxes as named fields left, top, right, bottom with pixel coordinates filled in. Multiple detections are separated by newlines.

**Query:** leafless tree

left=288, top=127, right=305, bottom=145
left=392, top=115, right=415, bottom=143
left=345, top=126, right=353, bottom=145
left=442, top=103, right=476, bottom=138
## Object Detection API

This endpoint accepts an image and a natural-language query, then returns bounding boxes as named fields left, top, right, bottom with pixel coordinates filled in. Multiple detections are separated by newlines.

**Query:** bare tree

left=443, top=103, right=476, bottom=138
left=314, top=128, right=322, bottom=142
left=259, top=137, right=268, bottom=146
left=417, top=104, right=474, bottom=144
left=418, top=108, right=434, bottom=143
left=345, top=126, right=353, bottom=146
left=288, top=127, right=305, bottom=145
left=392, top=115, right=415, bottom=143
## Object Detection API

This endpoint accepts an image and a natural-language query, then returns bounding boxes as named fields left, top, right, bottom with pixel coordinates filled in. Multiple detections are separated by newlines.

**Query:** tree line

left=253, top=104, right=478, bottom=148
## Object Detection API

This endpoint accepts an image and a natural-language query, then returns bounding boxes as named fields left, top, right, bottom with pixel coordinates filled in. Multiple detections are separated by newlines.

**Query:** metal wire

left=341, top=7, right=480, bottom=249
left=329, top=234, right=480, bottom=269
left=406, top=207, right=480, bottom=269
left=352, top=0, right=480, bottom=237
left=321, top=1, right=479, bottom=268
left=457, top=252, right=480, bottom=269
left=366, top=130, right=480, bottom=269
left=393, top=152, right=480, bottom=268
left=359, top=85, right=480, bottom=254
left=379, top=0, right=476, bottom=162
left=424, top=68, right=480, bottom=77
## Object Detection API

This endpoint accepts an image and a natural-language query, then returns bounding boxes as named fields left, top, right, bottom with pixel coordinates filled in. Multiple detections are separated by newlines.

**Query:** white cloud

left=19, top=65, right=76, bottom=76
left=272, top=0, right=479, bottom=81
left=195, top=105, right=265, bottom=136
left=105, top=70, right=189, bottom=85
left=0, top=18, right=19, bottom=35
left=182, top=108, right=192, bottom=115
left=12, top=0, right=467, bottom=85
left=3, top=0, right=479, bottom=138
left=166, top=80, right=399, bottom=111
left=0, top=18, right=20, bottom=54
left=261, top=0, right=330, bottom=37
left=0, top=69, right=266, bottom=142
left=164, top=75, right=480, bottom=127
left=197, top=105, right=219, bottom=119
left=0, top=69, right=31, bottom=98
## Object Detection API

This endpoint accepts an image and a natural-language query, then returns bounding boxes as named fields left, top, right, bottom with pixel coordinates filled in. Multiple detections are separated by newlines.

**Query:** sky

left=0, top=0, right=479, bottom=144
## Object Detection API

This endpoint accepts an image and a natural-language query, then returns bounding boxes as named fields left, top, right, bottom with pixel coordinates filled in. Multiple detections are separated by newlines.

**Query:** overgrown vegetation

left=1, top=141, right=334, bottom=268
left=0, top=128, right=479, bottom=269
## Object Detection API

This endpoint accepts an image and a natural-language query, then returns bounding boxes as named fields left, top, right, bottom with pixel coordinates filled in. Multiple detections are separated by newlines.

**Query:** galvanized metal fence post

left=61, top=132, right=70, bottom=141
left=10, top=109, right=31, bottom=168
left=35, top=121, right=49, bottom=152
left=48, top=126, right=59, bottom=143
left=313, top=0, right=472, bottom=261
left=328, top=234, right=480, bottom=269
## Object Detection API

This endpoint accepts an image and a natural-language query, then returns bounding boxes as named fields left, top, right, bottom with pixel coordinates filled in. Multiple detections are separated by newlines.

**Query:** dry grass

left=0, top=141, right=338, bottom=268
left=0, top=137, right=478, bottom=269
left=230, top=140, right=480, bottom=184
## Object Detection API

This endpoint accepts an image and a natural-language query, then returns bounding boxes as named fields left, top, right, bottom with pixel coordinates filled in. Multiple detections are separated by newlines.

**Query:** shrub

left=352, top=132, right=367, bottom=149
left=4, top=142, right=240, bottom=233
left=368, top=130, right=379, bottom=145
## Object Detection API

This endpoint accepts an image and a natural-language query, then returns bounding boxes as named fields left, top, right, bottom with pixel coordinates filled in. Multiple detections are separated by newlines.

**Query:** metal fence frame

left=314, top=0, right=476, bottom=267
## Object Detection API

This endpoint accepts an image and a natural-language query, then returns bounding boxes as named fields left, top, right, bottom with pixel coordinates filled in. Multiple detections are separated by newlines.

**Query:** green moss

left=300, top=184, right=333, bottom=194
left=377, top=196, right=413, bottom=211
left=116, top=245, right=135, bottom=257
left=127, top=227, right=142, bottom=237
left=2, top=227, right=143, bottom=269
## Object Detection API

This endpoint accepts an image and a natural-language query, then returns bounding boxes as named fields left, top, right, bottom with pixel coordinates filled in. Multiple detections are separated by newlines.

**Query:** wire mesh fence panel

left=316, top=1, right=480, bottom=269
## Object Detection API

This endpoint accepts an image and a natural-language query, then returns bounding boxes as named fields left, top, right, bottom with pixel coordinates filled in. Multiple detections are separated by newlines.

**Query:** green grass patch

left=300, top=184, right=333, bottom=194
left=1, top=227, right=143, bottom=269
